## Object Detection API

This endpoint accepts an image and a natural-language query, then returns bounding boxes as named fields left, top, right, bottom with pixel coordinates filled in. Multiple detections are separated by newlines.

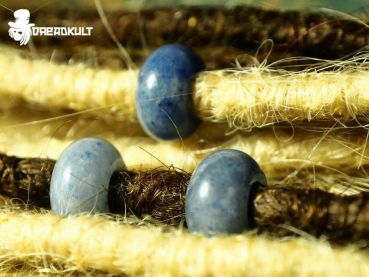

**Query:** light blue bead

left=185, top=149, right=267, bottom=235
left=136, top=44, right=204, bottom=140
left=50, top=137, right=125, bottom=216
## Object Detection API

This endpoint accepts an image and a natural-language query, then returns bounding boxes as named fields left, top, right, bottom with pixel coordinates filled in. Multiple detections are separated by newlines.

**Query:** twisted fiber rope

left=0, top=49, right=369, bottom=130
left=0, top=212, right=367, bottom=276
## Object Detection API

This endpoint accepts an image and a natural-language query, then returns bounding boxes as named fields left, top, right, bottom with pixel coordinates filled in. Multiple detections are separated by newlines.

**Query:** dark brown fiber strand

left=0, top=7, right=368, bottom=67
left=108, top=169, right=189, bottom=225
left=0, top=154, right=54, bottom=209
left=253, top=186, right=369, bottom=242
left=0, top=153, right=369, bottom=242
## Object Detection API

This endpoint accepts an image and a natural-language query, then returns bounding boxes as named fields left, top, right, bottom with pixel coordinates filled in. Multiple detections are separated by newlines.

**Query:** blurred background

left=0, top=0, right=369, bottom=12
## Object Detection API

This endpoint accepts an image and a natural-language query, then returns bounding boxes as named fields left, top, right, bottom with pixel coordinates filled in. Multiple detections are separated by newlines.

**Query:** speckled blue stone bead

left=185, top=149, right=267, bottom=235
left=50, top=138, right=125, bottom=216
left=136, top=44, right=204, bottom=140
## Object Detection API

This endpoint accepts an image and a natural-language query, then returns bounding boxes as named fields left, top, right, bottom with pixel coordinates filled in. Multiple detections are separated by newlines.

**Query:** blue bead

left=50, top=137, right=125, bottom=216
left=185, top=149, right=267, bottom=235
left=136, top=44, right=204, bottom=140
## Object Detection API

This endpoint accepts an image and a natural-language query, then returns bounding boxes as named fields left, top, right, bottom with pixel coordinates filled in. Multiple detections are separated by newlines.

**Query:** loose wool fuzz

left=1, top=48, right=369, bottom=130
left=0, top=211, right=368, bottom=276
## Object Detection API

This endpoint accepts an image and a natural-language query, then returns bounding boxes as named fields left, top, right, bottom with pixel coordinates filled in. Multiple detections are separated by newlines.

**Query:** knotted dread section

left=0, top=154, right=54, bottom=209
left=0, top=153, right=368, bottom=242
left=254, top=187, right=369, bottom=241
left=108, top=168, right=189, bottom=225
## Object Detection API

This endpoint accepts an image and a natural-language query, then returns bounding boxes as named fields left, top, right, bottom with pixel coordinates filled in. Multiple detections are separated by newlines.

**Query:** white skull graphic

left=8, top=9, right=35, bottom=46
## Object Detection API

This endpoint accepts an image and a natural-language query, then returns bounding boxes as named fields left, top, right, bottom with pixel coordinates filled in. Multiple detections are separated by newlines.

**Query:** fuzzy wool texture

left=0, top=48, right=138, bottom=122
left=0, top=211, right=368, bottom=276
left=1, top=104, right=369, bottom=194
left=1, top=48, right=369, bottom=130
left=195, top=64, right=369, bottom=129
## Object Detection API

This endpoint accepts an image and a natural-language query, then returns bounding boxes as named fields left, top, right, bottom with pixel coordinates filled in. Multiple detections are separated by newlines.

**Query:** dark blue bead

left=50, top=137, right=125, bottom=216
left=136, top=44, right=204, bottom=140
left=185, top=149, right=267, bottom=235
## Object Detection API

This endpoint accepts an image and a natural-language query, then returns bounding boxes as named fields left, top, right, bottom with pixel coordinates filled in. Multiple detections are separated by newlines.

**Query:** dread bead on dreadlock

left=136, top=44, right=204, bottom=140
left=1, top=152, right=369, bottom=242
left=185, top=149, right=267, bottom=235
left=50, top=137, right=125, bottom=216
